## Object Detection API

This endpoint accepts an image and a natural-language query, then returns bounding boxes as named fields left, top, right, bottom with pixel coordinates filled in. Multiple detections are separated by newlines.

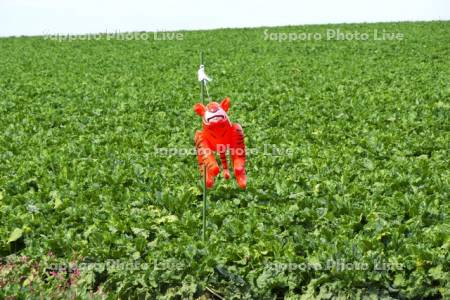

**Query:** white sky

left=0, top=0, right=449, bottom=37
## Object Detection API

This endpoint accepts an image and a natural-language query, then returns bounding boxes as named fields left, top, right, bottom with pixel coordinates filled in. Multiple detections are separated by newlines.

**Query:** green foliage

left=0, top=21, right=449, bottom=298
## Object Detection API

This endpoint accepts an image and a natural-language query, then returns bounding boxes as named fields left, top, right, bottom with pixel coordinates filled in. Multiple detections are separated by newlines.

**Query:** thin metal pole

left=200, top=51, right=207, bottom=242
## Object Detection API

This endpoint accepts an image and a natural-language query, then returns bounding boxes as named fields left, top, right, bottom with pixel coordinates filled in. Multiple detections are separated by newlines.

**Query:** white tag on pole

left=198, top=65, right=211, bottom=82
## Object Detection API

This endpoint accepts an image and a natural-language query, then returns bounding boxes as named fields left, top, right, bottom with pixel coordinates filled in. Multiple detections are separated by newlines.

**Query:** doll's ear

left=220, top=97, right=230, bottom=112
left=194, top=103, right=206, bottom=116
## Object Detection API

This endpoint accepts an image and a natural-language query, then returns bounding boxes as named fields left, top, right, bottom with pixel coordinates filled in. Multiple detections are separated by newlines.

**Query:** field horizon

left=0, top=19, right=449, bottom=39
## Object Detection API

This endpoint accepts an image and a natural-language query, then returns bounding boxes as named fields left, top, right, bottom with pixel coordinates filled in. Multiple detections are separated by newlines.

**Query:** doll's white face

left=203, top=104, right=228, bottom=125
left=194, top=97, right=230, bottom=126
left=194, top=100, right=231, bottom=126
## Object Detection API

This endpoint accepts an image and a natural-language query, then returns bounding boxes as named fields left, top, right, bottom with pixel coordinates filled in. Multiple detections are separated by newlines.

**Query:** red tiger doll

left=194, top=97, right=247, bottom=189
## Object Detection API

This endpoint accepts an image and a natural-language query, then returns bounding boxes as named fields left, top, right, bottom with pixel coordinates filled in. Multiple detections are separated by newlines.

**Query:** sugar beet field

left=0, top=21, right=449, bottom=299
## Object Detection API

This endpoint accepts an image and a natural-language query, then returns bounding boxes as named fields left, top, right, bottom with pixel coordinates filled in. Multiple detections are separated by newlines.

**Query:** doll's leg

left=219, top=151, right=230, bottom=179
left=230, top=124, right=247, bottom=189
left=195, top=131, right=219, bottom=188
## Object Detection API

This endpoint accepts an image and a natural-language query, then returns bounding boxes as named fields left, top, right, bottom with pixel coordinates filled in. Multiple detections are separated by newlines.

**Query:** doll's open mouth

left=207, top=115, right=224, bottom=122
